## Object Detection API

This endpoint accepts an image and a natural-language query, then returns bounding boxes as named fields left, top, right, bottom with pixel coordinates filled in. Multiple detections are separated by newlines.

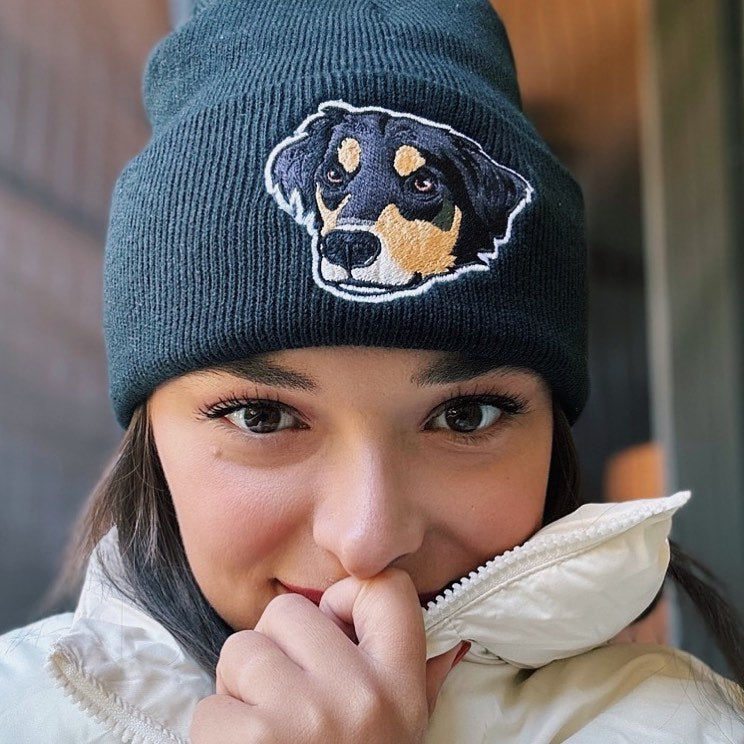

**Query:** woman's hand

left=190, top=568, right=462, bottom=743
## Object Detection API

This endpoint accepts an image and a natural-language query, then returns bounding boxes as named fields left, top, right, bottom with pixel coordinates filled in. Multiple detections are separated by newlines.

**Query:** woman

left=1, top=1, right=742, bottom=741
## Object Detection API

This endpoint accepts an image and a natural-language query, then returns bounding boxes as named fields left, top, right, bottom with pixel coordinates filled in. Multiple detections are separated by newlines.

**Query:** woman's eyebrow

left=201, top=358, right=319, bottom=390
left=411, top=355, right=517, bottom=386
left=199, top=354, right=517, bottom=390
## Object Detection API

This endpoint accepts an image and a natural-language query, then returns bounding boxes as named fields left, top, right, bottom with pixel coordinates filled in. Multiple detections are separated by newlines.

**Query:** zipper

left=424, top=491, right=690, bottom=632
left=46, top=646, right=186, bottom=744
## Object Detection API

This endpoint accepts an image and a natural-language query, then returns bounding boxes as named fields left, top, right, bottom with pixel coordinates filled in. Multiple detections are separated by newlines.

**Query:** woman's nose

left=312, top=440, right=426, bottom=579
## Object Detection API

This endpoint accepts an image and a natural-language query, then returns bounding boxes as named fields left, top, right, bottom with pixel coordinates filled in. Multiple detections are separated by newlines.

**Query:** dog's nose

left=323, top=230, right=381, bottom=271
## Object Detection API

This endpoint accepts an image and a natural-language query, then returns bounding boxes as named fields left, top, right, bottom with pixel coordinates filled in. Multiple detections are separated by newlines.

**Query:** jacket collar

left=424, top=492, right=689, bottom=665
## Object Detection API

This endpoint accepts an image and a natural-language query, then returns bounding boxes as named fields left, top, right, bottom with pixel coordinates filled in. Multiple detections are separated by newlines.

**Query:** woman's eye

left=225, top=402, right=298, bottom=434
left=427, top=400, right=503, bottom=434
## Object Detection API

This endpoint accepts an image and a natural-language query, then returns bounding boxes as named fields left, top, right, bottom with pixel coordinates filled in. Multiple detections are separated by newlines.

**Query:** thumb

left=425, top=641, right=470, bottom=717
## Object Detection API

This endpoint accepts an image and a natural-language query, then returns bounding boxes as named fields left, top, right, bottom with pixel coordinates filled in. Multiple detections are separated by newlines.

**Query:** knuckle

left=387, top=566, right=416, bottom=593
left=189, top=695, right=224, bottom=739
left=349, top=676, right=427, bottom=739
left=190, top=694, right=210, bottom=724
left=219, top=629, right=255, bottom=659
left=371, top=566, right=415, bottom=597
left=270, top=591, right=312, bottom=614
left=349, top=677, right=388, bottom=727
left=258, top=592, right=312, bottom=626
left=297, top=696, right=337, bottom=738
left=216, top=630, right=266, bottom=689
left=244, top=714, right=277, bottom=744
left=190, top=697, right=276, bottom=744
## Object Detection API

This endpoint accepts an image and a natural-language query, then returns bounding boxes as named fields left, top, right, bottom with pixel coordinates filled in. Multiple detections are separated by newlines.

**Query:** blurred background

left=0, top=0, right=742, bottom=676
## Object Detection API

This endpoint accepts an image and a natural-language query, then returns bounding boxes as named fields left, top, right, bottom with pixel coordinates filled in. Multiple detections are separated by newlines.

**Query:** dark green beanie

left=104, top=0, right=587, bottom=427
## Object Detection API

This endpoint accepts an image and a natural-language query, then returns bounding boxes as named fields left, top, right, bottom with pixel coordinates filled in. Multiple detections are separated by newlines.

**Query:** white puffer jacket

left=1, top=492, right=742, bottom=743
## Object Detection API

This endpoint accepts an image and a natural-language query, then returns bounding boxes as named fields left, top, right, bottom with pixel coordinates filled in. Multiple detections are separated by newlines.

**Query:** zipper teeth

left=46, top=647, right=186, bottom=744
left=423, top=492, right=689, bottom=627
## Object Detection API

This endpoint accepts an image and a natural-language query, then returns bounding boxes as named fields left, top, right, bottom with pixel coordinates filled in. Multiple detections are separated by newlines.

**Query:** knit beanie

left=104, top=0, right=587, bottom=428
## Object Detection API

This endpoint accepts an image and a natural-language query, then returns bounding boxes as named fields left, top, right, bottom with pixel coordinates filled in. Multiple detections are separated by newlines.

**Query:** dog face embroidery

left=265, top=101, right=533, bottom=302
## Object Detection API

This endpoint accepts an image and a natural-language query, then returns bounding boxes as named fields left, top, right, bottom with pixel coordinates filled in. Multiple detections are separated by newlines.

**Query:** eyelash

left=427, top=388, right=529, bottom=445
left=197, top=386, right=529, bottom=445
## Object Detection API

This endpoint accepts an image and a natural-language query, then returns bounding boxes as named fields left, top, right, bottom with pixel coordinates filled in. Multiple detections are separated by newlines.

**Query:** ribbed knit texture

left=104, top=0, right=587, bottom=427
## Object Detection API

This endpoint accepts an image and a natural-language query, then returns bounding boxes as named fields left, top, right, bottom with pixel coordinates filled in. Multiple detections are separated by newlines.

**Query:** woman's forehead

left=189, top=348, right=547, bottom=392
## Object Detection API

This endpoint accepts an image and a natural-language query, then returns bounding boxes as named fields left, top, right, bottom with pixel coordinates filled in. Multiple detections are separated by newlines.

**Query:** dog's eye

left=326, top=168, right=344, bottom=185
left=412, top=175, right=436, bottom=193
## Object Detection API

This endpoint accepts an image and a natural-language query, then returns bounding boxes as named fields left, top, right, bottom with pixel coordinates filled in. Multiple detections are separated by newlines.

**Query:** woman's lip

left=279, top=582, right=325, bottom=606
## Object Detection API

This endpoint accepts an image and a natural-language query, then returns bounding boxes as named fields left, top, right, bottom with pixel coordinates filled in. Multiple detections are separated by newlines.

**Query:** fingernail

left=451, top=641, right=471, bottom=669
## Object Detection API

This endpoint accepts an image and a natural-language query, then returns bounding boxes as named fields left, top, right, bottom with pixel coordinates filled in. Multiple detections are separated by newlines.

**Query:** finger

left=253, top=592, right=363, bottom=674
left=215, top=629, right=303, bottom=702
left=319, top=568, right=426, bottom=681
left=425, top=642, right=469, bottom=716
left=315, top=592, right=358, bottom=642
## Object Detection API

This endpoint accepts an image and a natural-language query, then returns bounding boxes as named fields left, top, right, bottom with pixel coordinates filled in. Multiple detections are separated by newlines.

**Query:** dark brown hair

left=58, top=405, right=232, bottom=672
left=56, top=399, right=744, bottom=692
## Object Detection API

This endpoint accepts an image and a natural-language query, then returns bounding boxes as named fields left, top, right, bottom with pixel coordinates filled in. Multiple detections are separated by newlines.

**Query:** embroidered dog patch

left=265, top=100, right=533, bottom=302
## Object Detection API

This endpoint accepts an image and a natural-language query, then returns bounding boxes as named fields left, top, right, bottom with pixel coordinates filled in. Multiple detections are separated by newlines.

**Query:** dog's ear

left=451, top=137, right=531, bottom=240
left=267, top=106, right=346, bottom=223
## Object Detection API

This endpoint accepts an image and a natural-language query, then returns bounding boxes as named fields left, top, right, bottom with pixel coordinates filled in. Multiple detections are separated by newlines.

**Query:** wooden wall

left=0, top=0, right=169, bottom=631
left=495, top=0, right=652, bottom=508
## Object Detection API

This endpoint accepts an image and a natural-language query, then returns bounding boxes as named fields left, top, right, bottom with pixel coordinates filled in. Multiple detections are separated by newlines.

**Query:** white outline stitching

left=264, top=99, right=534, bottom=303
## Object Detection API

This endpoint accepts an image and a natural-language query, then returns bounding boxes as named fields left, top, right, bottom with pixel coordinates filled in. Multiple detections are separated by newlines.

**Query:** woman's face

left=149, top=347, right=553, bottom=631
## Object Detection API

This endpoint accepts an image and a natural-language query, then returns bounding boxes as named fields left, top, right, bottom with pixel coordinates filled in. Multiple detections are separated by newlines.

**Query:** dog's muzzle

left=322, top=230, right=381, bottom=271
left=318, top=225, right=421, bottom=295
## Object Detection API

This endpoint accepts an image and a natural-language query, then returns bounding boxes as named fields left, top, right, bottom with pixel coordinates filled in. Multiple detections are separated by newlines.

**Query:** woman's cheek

left=175, top=462, right=310, bottom=628
left=455, top=434, right=550, bottom=555
left=455, top=487, right=544, bottom=560
left=172, top=455, right=299, bottom=557
left=161, top=442, right=302, bottom=591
